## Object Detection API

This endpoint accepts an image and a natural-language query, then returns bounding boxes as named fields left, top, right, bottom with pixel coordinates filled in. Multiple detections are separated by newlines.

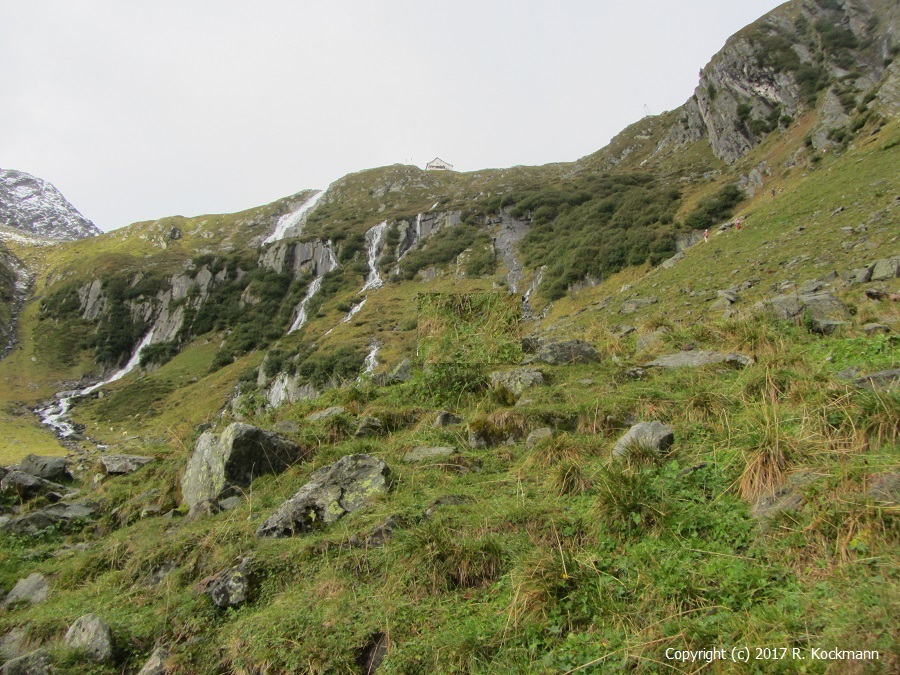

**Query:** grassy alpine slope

left=1, top=0, right=898, bottom=671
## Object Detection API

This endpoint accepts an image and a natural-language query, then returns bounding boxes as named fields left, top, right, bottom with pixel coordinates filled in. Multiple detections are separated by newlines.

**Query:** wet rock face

left=256, top=454, right=391, bottom=538
left=181, top=423, right=305, bottom=513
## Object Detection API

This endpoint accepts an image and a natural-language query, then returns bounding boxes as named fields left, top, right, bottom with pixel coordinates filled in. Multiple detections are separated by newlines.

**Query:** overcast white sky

left=1, top=1, right=786, bottom=231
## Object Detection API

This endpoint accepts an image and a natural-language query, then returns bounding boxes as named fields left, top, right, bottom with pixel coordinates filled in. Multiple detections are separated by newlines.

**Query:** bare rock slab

left=646, top=350, right=753, bottom=369
left=101, top=454, right=154, bottom=475
left=17, top=454, right=68, bottom=482
left=536, top=340, right=600, bottom=365
left=256, top=454, right=391, bottom=538
left=64, top=613, right=113, bottom=663
left=612, top=422, right=674, bottom=459
left=1, top=502, right=94, bottom=535
left=2, top=573, right=48, bottom=609
left=181, top=423, right=305, bottom=512
left=137, top=646, right=171, bottom=675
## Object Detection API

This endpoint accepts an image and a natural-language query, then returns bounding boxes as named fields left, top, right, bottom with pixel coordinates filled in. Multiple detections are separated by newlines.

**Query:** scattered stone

left=349, top=516, right=404, bottom=549
left=63, top=614, right=113, bottom=663
left=489, top=368, right=544, bottom=399
left=623, top=367, right=647, bottom=380
left=862, top=323, right=891, bottom=334
left=717, top=289, right=739, bottom=302
left=181, top=423, right=305, bottom=513
left=184, top=499, right=221, bottom=520
left=1, top=502, right=95, bottom=535
left=355, top=417, right=384, bottom=437
left=620, top=297, right=657, bottom=314
left=433, top=411, right=462, bottom=427
left=525, top=427, right=553, bottom=449
left=846, top=267, right=872, bottom=285
left=402, top=446, right=456, bottom=463
left=208, top=558, right=254, bottom=608
left=0, top=648, right=53, bottom=675
left=142, top=563, right=176, bottom=588
left=16, top=454, right=68, bottom=482
left=467, top=431, right=487, bottom=449
left=306, top=406, right=347, bottom=422
left=256, top=455, right=391, bottom=538
left=760, top=292, right=849, bottom=321
left=0, top=628, right=29, bottom=662
left=388, top=358, right=413, bottom=384
left=635, top=329, right=667, bottom=353
left=852, top=369, right=900, bottom=391
left=870, top=257, right=900, bottom=281
left=2, top=574, right=49, bottom=609
left=0, top=472, right=66, bottom=501
left=101, top=454, right=154, bottom=475
left=646, top=351, right=753, bottom=369
left=679, top=462, right=709, bottom=477
left=614, top=325, right=636, bottom=338
left=137, top=646, right=171, bottom=675
left=661, top=252, right=684, bottom=269
left=612, top=422, right=674, bottom=459
left=535, top=340, right=600, bottom=365
left=808, top=319, right=850, bottom=335
left=866, top=473, right=899, bottom=504
left=217, top=495, right=244, bottom=511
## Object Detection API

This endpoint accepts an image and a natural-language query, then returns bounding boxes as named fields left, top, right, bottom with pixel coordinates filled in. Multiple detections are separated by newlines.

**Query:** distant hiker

left=736, top=217, right=743, bottom=231
left=704, top=229, right=709, bottom=243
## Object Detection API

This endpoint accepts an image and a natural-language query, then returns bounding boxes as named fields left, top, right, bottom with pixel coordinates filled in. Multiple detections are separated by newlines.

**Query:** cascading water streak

left=361, top=221, right=388, bottom=292
left=262, top=189, right=326, bottom=245
left=287, top=241, right=338, bottom=334
left=36, top=329, right=156, bottom=438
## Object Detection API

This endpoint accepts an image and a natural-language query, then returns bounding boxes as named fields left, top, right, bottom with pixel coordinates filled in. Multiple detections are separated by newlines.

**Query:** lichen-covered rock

left=0, top=648, right=53, bottom=675
left=16, top=454, right=68, bottom=482
left=612, top=422, right=674, bottom=459
left=870, top=256, right=900, bottom=281
left=489, top=368, right=544, bottom=399
left=208, top=558, right=254, bottom=608
left=64, top=614, right=113, bottom=663
left=433, top=411, right=462, bottom=427
left=760, top=292, right=849, bottom=321
left=2, top=573, right=49, bottom=609
left=536, top=340, right=600, bottom=365
left=101, top=454, right=154, bottom=475
left=256, top=454, right=391, bottom=538
left=526, top=427, right=554, bottom=449
left=181, top=423, right=305, bottom=512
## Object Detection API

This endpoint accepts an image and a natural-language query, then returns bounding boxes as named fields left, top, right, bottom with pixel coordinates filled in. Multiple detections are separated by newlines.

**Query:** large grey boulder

left=0, top=649, right=53, bottom=675
left=646, top=351, right=753, bottom=369
left=0, top=628, right=30, bottom=662
left=181, top=423, right=305, bottom=512
left=101, top=454, right=154, bottom=475
left=0, top=471, right=65, bottom=501
left=760, top=292, right=849, bottom=321
left=17, top=454, right=68, bottom=482
left=2, top=573, right=48, bottom=609
left=536, top=340, right=600, bottom=365
left=1, top=502, right=95, bottom=535
left=256, top=454, right=391, bottom=538
left=489, top=368, right=544, bottom=399
left=64, top=614, right=113, bottom=663
left=612, top=422, right=674, bottom=459
left=870, top=256, right=900, bottom=281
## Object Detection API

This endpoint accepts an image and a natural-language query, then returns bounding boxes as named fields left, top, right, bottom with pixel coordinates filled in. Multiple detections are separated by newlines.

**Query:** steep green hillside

left=0, top=0, right=897, bottom=672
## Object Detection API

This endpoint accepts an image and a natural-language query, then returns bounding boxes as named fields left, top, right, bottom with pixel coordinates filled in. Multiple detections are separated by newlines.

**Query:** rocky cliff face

left=0, top=243, right=32, bottom=360
left=659, top=0, right=899, bottom=162
left=0, top=169, right=101, bottom=241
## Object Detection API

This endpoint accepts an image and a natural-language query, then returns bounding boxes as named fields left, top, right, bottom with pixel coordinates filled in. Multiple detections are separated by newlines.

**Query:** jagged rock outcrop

left=0, top=168, right=100, bottom=240
left=256, top=454, right=391, bottom=538
left=181, top=423, right=306, bottom=512
left=259, top=238, right=338, bottom=279
left=657, top=0, right=899, bottom=163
